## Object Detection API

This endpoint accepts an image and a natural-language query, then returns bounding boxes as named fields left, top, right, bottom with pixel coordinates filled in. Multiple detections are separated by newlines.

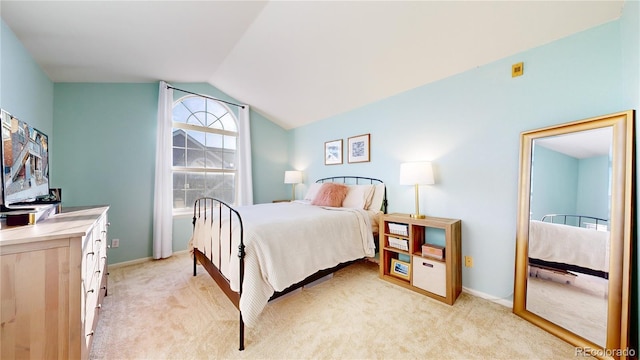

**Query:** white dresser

left=0, top=206, right=110, bottom=360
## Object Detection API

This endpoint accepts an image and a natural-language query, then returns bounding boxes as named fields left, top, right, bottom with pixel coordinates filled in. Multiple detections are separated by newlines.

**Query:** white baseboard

left=462, top=286, right=513, bottom=308
left=108, top=249, right=190, bottom=269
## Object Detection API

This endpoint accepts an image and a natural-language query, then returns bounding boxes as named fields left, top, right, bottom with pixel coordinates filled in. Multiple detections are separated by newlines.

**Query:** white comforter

left=528, top=220, right=610, bottom=272
left=190, top=201, right=376, bottom=326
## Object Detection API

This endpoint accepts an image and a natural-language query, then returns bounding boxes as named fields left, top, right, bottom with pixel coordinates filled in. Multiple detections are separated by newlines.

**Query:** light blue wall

left=52, top=83, right=289, bottom=263
left=530, top=146, right=579, bottom=222
left=0, top=20, right=54, bottom=152
left=576, top=155, right=609, bottom=220
left=53, top=83, right=158, bottom=263
left=530, top=146, right=609, bottom=225
left=290, top=20, right=629, bottom=300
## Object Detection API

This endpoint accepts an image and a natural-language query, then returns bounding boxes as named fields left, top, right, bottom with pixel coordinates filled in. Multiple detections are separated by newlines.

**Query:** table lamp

left=284, top=170, right=303, bottom=200
left=399, top=162, right=434, bottom=219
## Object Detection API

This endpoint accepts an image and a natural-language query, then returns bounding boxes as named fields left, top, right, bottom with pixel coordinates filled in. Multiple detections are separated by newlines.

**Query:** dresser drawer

left=412, top=255, right=446, bottom=297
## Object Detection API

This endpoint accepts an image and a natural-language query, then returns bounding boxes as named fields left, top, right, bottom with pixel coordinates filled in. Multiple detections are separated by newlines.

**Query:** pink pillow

left=311, top=183, right=349, bottom=207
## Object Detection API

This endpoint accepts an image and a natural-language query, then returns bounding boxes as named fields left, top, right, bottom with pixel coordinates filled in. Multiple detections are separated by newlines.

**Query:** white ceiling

left=535, top=126, right=612, bottom=159
left=1, top=1, right=624, bottom=130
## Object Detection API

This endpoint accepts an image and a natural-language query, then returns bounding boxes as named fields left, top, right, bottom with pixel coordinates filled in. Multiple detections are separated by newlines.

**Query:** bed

left=189, top=176, right=386, bottom=350
left=528, top=214, right=610, bottom=279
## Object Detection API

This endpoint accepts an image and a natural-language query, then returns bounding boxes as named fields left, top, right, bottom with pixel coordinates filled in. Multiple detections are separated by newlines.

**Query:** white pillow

left=303, top=183, right=324, bottom=201
left=342, top=184, right=375, bottom=209
left=367, top=183, right=386, bottom=211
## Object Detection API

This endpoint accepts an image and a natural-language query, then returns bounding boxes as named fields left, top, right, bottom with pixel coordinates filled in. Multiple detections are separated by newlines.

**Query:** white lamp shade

left=284, top=170, right=303, bottom=184
left=399, top=162, right=435, bottom=185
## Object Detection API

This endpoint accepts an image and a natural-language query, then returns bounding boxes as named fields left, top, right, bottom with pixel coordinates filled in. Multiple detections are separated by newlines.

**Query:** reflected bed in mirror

left=513, top=110, right=635, bottom=359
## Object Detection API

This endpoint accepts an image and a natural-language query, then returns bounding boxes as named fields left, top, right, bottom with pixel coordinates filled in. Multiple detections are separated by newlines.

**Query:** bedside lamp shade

left=400, top=162, right=434, bottom=219
left=284, top=171, right=303, bottom=200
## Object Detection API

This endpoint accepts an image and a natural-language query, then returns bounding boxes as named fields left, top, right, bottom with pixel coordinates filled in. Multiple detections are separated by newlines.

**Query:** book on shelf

left=388, top=222, right=409, bottom=236
left=388, top=236, right=409, bottom=251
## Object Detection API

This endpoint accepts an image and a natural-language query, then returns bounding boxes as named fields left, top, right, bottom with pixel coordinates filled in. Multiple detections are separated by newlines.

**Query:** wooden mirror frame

left=513, top=110, right=635, bottom=359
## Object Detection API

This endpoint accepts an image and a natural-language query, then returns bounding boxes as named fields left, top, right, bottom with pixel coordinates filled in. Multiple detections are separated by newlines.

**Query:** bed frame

left=191, top=176, right=386, bottom=350
left=529, top=214, right=609, bottom=279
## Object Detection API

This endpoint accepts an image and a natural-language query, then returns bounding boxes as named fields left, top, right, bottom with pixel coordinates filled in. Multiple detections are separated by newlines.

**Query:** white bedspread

left=190, top=202, right=375, bottom=326
left=528, top=220, right=610, bottom=272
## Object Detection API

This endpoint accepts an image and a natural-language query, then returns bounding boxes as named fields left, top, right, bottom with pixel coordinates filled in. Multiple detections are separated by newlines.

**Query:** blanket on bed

left=190, top=202, right=375, bottom=326
left=528, top=220, right=610, bottom=273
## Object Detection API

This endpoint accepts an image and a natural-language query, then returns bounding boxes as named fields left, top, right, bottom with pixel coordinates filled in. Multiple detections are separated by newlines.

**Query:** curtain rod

left=166, top=85, right=245, bottom=109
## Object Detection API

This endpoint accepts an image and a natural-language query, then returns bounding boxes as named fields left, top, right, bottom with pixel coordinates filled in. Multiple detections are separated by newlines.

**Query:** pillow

left=367, top=183, right=386, bottom=211
left=311, top=183, right=349, bottom=207
left=303, top=183, right=324, bottom=201
left=342, top=184, right=375, bottom=209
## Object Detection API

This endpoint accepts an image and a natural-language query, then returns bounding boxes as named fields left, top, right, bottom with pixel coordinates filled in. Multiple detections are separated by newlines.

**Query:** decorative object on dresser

left=399, top=161, right=435, bottom=219
left=379, top=213, right=461, bottom=305
left=189, top=176, right=387, bottom=350
left=0, top=206, right=110, bottom=360
left=283, top=170, right=303, bottom=200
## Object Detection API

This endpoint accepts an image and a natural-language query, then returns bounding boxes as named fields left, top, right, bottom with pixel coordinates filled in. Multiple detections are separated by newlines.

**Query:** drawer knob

left=86, top=331, right=94, bottom=337
left=87, top=252, right=95, bottom=256
left=87, top=289, right=94, bottom=294
left=96, top=304, right=102, bottom=309
left=422, top=262, right=434, bottom=268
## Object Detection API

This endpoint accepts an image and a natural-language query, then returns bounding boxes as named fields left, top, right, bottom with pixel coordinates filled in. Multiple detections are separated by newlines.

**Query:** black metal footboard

left=192, top=197, right=246, bottom=351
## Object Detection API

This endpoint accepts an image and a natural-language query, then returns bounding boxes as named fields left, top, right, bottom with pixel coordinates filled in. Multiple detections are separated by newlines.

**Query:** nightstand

left=379, top=213, right=462, bottom=305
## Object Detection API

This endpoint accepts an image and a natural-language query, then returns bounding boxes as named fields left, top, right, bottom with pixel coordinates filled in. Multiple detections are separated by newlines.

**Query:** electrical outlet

left=112, top=238, right=120, bottom=248
left=464, top=256, right=473, bottom=268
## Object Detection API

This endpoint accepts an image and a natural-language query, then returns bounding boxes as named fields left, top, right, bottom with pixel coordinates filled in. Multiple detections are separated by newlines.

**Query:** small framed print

left=324, top=139, right=343, bottom=165
left=348, top=133, right=370, bottom=163
left=390, top=258, right=410, bottom=281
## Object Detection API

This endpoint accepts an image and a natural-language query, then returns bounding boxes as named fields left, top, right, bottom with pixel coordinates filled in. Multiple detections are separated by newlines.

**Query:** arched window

left=172, top=95, right=238, bottom=209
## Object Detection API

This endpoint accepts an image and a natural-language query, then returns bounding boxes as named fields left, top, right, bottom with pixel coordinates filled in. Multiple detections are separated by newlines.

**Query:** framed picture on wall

left=324, top=139, right=343, bottom=165
left=348, top=133, right=370, bottom=163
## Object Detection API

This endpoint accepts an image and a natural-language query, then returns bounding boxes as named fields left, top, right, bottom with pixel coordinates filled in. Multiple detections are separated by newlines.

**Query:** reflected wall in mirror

left=514, top=110, right=635, bottom=359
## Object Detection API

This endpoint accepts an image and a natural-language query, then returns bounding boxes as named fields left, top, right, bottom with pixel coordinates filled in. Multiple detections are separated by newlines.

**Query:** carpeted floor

left=90, top=252, right=579, bottom=359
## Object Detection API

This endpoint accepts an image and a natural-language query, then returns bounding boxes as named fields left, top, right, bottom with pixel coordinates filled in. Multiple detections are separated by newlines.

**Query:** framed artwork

left=390, top=258, right=410, bottom=281
left=324, top=139, right=343, bottom=165
left=348, top=133, right=370, bottom=163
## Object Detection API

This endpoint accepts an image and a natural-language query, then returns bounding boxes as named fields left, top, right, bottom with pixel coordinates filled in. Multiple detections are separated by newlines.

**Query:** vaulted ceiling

left=1, top=1, right=625, bottom=129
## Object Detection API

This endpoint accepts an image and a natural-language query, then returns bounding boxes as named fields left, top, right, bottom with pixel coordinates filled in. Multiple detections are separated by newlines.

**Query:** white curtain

left=153, top=81, right=173, bottom=259
left=236, top=104, right=253, bottom=205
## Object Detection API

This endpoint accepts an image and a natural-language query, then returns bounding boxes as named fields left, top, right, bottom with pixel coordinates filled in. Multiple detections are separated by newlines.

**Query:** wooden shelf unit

left=379, top=213, right=462, bottom=305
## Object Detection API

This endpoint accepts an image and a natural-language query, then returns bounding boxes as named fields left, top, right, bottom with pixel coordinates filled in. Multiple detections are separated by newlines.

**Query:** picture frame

left=390, top=258, right=410, bottom=281
left=347, top=133, right=370, bottom=163
left=324, top=139, right=343, bottom=165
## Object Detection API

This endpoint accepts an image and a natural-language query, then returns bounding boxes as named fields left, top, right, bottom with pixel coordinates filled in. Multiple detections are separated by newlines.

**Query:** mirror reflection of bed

left=513, top=110, right=634, bottom=357
left=526, top=215, right=610, bottom=347
left=527, top=127, right=612, bottom=348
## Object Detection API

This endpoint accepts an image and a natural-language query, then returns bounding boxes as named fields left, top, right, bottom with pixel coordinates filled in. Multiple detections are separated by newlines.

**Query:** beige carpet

left=527, top=269, right=608, bottom=347
left=90, top=253, right=578, bottom=360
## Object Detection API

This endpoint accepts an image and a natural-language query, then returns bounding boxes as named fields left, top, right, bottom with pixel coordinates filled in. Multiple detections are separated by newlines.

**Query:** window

left=172, top=95, right=238, bottom=209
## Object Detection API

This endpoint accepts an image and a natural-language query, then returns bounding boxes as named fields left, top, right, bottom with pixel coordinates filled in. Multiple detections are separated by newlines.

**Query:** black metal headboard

left=315, top=176, right=387, bottom=213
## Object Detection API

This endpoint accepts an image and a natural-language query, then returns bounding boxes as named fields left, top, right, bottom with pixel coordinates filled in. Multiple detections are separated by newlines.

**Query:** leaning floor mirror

left=513, top=110, right=635, bottom=359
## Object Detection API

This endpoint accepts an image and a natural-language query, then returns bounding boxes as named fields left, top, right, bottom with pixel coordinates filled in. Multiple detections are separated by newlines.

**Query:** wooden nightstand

left=379, top=213, right=462, bottom=305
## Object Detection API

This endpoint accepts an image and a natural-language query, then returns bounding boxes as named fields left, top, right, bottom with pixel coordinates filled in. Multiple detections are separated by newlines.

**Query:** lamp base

left=410, top=214, right=426, bottom=219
